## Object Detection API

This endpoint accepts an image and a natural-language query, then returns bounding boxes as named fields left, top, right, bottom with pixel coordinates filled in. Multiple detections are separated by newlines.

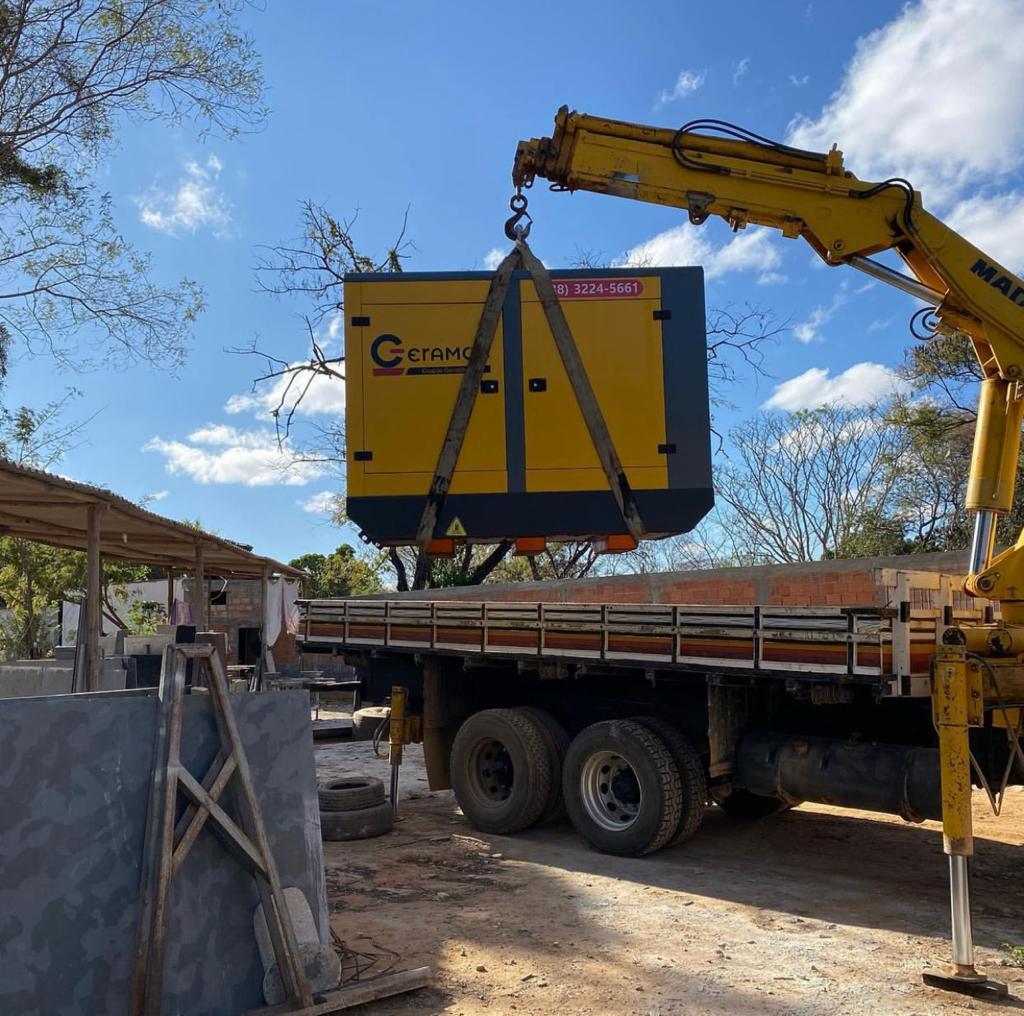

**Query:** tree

left=898, top=333, right=1024, bottom=550
left=290, top=544, right=383, bottom=598
left=0, top=0, right=265, bottom=381
left=713, top=403, right=912, bottom=564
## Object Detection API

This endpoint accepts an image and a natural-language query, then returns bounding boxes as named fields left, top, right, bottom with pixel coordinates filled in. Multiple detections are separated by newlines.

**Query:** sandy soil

left=314, top=736, right=1024, bottom=1015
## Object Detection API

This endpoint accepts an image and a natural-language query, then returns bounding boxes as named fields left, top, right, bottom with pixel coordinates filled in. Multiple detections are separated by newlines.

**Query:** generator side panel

left=345, top=267, right=712, bottom=544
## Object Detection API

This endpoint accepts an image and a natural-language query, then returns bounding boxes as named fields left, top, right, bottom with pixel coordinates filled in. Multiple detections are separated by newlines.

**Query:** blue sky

left=9, top=0, right=1024, bottom=565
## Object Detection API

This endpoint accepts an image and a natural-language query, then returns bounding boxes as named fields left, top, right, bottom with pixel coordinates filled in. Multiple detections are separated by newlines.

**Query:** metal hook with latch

left=504, top=192, right=532, bottom=241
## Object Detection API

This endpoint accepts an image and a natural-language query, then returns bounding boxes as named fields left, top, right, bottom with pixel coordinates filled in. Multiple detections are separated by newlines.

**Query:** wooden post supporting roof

left=166, top=569, right=175, bottom=624
left=85, top=504, right=104, bottom=692
left=195, top=541, right=207, bottom=633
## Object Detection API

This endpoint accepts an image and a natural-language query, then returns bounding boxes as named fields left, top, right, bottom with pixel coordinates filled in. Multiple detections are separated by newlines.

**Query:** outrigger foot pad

left=922, top=970, right=1008, bottom=1001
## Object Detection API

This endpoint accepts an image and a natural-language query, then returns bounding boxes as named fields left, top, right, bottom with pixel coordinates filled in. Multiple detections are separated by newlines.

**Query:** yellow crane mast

left=512, top=106, right=1024, bottom=998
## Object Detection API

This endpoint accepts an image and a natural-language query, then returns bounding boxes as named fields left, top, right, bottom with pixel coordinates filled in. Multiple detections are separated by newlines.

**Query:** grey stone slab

left=0, top=688, right=326, bottom=1016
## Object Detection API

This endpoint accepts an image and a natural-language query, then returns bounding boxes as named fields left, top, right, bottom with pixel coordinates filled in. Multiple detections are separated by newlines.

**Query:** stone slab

left=0, top=688, right=326, bottom=1015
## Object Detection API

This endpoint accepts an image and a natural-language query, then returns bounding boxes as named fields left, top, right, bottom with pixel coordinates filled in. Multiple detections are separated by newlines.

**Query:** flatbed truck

left=296, top=571, right=1020, bottom=858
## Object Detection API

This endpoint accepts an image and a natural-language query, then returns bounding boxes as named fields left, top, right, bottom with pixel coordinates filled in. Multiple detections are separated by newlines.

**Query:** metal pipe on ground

left=735, top=732, right=942, bottom=822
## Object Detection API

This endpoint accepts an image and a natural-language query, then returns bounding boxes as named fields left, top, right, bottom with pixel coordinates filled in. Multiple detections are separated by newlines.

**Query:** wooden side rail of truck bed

left=297, top=573, right=995, bottom=697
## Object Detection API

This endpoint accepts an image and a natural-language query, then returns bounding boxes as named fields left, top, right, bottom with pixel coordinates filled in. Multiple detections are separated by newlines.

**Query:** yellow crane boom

left=512, top=106, right=1024, bottom=999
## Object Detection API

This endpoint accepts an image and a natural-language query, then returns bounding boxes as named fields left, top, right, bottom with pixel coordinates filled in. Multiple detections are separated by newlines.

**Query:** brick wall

left=372, top=550, right=977, bottom=609
left=202, top=579, right=299, bottom=668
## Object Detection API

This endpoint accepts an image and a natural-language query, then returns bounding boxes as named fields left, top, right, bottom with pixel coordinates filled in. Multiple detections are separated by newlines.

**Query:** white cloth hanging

left=264, top=578, right=285, bottom=648
left=283, top=579, right=301, bottom=636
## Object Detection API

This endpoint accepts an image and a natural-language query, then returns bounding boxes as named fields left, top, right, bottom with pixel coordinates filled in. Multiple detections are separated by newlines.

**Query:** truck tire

left=320, top=801, right=394, bottom=841
left=718, top=788, right=796, bottom=819
left=520, top=706, right=570, bottom=825
left=318, top=776, right=386, bottom=812
left=352, top=706, right=390, bottom=741
left=450, top=708, right=552, bottom=834
left=631, top=715, right=706, bottom=844
left=563, top=719, right=682, bottom=857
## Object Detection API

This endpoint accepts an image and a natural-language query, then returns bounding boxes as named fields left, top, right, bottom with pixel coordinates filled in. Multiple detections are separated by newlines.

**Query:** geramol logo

left=370, top=333, right=480, bottom=377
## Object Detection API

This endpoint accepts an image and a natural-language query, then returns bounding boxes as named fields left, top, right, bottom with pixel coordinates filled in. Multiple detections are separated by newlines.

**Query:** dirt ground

left=314, top=735, right=1024, bottom=1016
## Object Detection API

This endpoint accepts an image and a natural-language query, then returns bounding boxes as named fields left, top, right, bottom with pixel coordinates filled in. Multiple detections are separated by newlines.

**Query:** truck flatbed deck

left=297, top=575, right=992, bottom=697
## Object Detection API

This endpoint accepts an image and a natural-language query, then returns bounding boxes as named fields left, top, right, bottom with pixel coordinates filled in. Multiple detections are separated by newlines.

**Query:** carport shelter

left=0, top=459, right=302, bottom=689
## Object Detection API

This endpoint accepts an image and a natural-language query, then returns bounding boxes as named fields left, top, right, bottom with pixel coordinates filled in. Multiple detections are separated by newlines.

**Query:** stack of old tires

left=451, top=708, right=729, bottom=857
left=318, top=776, right=394, bottom=841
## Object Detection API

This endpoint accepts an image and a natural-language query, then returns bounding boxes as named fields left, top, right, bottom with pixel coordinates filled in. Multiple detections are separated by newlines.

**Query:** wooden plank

left=171, top=754, right=239, bottom=876
left=130, top=646, right=176, bottom=1014
left=195, top=540, right=208, bottom=633
left=138, top=646, right=188, bottom=1016
left=243, top=967, right=432, bottom=1016
left=204, top=652, right=313, bottom=1008
left=174, top=764, right=265, bottom=877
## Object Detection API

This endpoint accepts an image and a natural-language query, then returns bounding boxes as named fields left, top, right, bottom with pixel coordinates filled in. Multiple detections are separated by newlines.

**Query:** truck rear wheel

left=717, top=788, right=795, bottom=819
left=631, top=716, right=706, bottom=844
left=450, top=708, right=552, bottom=834
left=519, top=707, right=570, bottom=824
left=563, top=719, right=682, bottom=857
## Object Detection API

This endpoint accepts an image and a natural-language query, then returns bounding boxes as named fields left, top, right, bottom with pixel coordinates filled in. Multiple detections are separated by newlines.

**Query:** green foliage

left=289, top=544, right=382, bottom=598
left=0, top=537, right=80, bottom=658
left=897, top=332, right=1024, bottom=552
left=0, top=0, right=266, bottom=378
left=831, top=508, right=914, bottom=559
left=126, top=599, right=164, bottom=636
left=1002, top=943, right=1024, bottom=968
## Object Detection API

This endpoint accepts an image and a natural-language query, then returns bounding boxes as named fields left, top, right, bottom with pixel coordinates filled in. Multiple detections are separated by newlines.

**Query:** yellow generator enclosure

left=345, top=267, right=712, bottom=545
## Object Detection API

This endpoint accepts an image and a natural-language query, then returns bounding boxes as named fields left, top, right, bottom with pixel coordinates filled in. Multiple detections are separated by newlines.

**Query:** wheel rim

left=468, top=737, right=515, bottom=803
left=579, top=750, right=642, bottom=830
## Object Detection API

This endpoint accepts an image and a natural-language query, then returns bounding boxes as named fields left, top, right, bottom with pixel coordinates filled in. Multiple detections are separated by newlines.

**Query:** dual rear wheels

left=450, top=709, right=707, bottom=856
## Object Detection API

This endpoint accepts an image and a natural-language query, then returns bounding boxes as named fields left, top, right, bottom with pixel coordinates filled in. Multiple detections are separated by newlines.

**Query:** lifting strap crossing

left=411, top=237, right=644, bottom=573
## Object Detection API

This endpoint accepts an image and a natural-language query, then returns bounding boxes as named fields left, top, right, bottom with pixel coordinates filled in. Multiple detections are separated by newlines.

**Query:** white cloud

left=483, top=247, right=506, bottom=271
left=654, top=68, right=706, bottom=110
left=763, top=362, right=909, bottom=411
left=789, top=73, right=809, bottom=87
left=136, top=155, right=231, bottom=236
left=787, top=0, right=1024, bottom=203
left=300, top=490, right=338, bottom=514
left=316, top=312, right=344, bottom=353
left=145, top=426, right=326, bottom=487
left=146, top=490, right=169, bottom=502
left=946, top=192, right=1024, bottom=273
left=732, top=58, right=750, bottom=86
left=617, top=225, right=783, bottom=284
left=793, top=282, right=851, bottom=343
left=225, top=368, right=346, bottom=418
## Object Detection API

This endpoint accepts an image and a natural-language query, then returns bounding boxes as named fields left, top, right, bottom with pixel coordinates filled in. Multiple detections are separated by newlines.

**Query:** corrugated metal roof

left=0, top=458, right=303, bottom=578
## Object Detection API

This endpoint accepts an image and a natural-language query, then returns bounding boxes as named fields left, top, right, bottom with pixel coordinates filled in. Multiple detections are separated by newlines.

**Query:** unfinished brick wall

left=204, top=579, right=299, bottom=667
left=379, top=550, right=976, bottom=609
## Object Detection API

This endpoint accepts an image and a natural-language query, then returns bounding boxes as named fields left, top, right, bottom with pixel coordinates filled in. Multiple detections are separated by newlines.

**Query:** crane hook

left=504, top=192, right=532, bottom=241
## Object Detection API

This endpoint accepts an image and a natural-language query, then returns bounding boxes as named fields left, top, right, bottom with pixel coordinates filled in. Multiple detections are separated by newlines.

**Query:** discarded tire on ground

left=320, top=801, right=394, bottom=841
left=318, top=776, right=386, bottom=812
left=631, top=715, right=707, bottom=844
left=563, top=719, right=682, bottom=857
left=352, top=705, right=390, bottom=741
left=450, top=708, right=552, bottom=834
left=717, top=788, right=795, bottom=820
left=519, top=706, right=570, bottom=825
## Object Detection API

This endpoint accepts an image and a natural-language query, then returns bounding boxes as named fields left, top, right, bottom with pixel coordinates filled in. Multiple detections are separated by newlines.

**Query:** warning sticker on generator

left=552, top=278, right=645, bottom=299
